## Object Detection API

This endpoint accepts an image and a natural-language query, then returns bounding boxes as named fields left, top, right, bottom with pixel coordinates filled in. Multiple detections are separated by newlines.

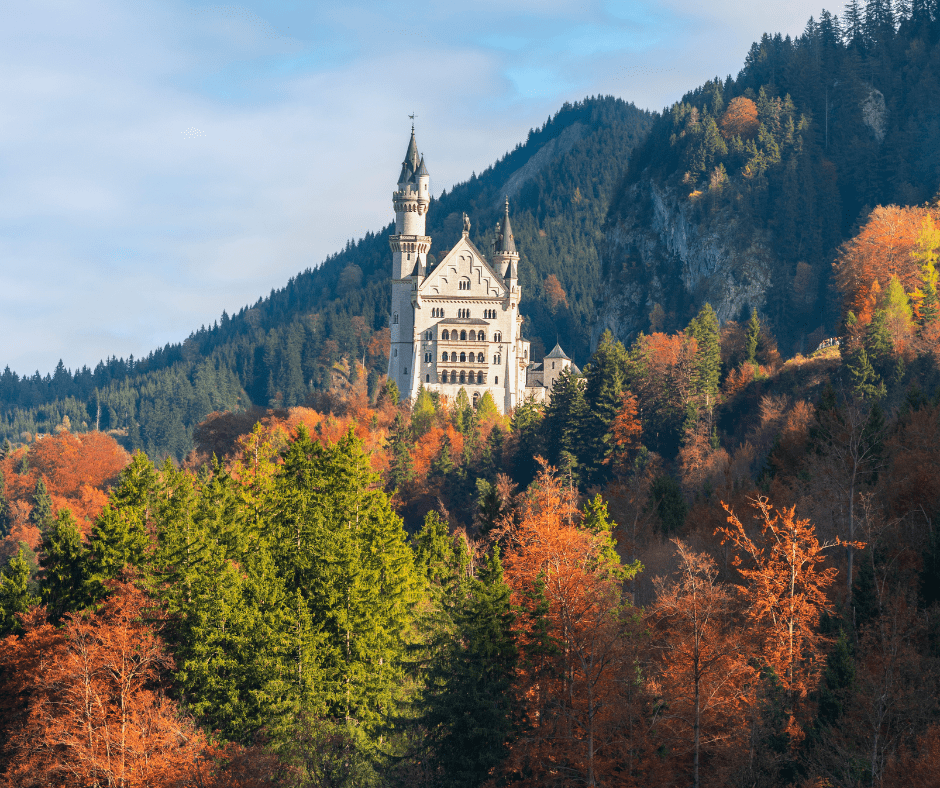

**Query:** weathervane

left=409, top=113, right=416, bottom=130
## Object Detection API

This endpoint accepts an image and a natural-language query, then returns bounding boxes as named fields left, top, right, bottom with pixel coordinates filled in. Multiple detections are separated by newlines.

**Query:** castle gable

left=419, top=236, right=507, bottom=299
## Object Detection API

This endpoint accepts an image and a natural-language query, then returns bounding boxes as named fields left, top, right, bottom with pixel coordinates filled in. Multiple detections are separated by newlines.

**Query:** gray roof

left=495, top=197, right=516, bottom=254
left=438, top=317, right=488, bottom=325
left=544, top=342, right=571, bottom=360
left=404, top=130, right=420, bottom=171
left=416, top=155, right=429, bottom=177
left=398, top=161, right=413, bottom=184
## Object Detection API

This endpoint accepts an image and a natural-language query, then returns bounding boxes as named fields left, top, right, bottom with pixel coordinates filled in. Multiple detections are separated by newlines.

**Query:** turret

left=492, top=197, right=519, bottom=282
left=390, top=127, right=432, bottom=279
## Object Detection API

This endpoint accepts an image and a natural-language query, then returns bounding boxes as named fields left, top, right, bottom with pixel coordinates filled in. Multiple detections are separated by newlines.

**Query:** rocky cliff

left=592, top=180, right=776, bottom=348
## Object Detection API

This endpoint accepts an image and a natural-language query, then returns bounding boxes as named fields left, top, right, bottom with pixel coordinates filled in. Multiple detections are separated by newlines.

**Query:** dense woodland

left=3, top=2, right=940, bottom=786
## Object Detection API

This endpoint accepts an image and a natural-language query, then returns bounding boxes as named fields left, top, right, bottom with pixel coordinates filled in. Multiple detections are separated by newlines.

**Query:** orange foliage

left=607, top=392, right=642, bottom=476
left=885, top=402, right=940, bottom=519
left=719, top=96, right=759, bottom=139
left=719, top=497, right=849, bottom=703
left=833, top=205, right=934, bottom=323
left=410, top=424, right=463, bottom=478
left=501, top=465, right=645, bottom=786
left=0, top=581, right=252, bottom=787
left=543, top=274, right=569, bottom=313
left=884, top=724, right=940, bottom=788
left=631, top=332, right=698, bottom=416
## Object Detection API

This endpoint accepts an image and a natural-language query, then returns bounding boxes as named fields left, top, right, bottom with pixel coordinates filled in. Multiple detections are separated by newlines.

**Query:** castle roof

left=495, top=197, right=516, bottom=254
left=416, top=155, right=429, bottom=177
left=545, top=342, right=571, bottom=360
left=404, top=129, right=420, bottom=171
left=437, top=317, right=489, bottom=325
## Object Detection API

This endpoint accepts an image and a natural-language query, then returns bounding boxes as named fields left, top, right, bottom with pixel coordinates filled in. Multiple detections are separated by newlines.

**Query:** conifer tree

left=746, top=307, right=761, bottom=364
left=511, top=399, right=545, bottom=487
left=544, top=367, right=589, bottom=470
left=39, top=509, right=89, bottom=621
left=30, top=478, right=54, bottom=533
left=0, top=549, right=37, bottom=636
left=411, top=385, right=436, bottom=437
left=387, top=412, right=415, bottom=489
left=686, top=303, right=721, bottom=409
left=0, top=470, right=10, bottom=540
left=583, top=330, right=628, bottom=481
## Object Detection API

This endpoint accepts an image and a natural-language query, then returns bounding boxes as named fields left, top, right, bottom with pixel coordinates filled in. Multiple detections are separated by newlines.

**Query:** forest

left=2, top=1, right=940, bottom=786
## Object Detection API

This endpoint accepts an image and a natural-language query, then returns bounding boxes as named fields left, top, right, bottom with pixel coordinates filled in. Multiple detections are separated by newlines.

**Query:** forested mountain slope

left=596, top=3, right=940, bottom=354
left=0, top=97, right=651, bottom=459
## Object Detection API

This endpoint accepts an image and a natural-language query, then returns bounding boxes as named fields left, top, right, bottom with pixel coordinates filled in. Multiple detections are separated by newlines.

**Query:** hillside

left=596, top=6, right=940, bottom=354
left=0, top=97, right=652, bottom=459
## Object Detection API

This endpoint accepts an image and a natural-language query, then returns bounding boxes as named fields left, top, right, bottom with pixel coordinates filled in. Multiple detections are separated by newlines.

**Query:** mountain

left=595, top=6, right=940, bottom=354
left=0, top=97, right=652, bottom=459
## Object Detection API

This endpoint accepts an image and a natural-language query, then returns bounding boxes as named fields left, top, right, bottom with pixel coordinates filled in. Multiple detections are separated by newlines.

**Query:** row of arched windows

left=441, top=329, right=487, bottom=342
left=440, top=370, right=487, bottom=385
left=442, top=351, right=485, bottom=363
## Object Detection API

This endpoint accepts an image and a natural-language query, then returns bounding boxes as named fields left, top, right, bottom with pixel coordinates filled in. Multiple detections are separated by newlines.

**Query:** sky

left=0, top=0, right=829, bottom=377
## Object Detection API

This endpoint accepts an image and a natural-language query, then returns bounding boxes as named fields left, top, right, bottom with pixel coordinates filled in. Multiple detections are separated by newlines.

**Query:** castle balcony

left=389, top=235, right=431, bottom=254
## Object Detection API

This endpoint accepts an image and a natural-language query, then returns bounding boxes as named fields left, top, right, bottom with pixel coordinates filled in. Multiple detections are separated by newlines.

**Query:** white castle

left=387, top=127, right=576, bottom=413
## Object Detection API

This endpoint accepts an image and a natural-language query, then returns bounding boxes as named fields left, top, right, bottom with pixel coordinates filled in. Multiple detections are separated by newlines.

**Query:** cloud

left=0, top=0, right=831, bottom=375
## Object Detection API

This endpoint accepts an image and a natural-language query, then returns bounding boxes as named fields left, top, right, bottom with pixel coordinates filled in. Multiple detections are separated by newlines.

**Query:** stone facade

left=387, top=128, right=568, bottom=413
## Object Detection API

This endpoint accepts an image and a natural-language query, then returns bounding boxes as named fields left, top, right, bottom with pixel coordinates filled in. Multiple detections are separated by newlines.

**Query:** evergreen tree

left=39, top=509, right=89, bottom=621
left=419, top=542, right=517, bottom=788
left=431, top=434, right=455, bottom=478
left=686, top=303, right=722, bottom=409
left=845, top=342, right=886, bottom=400
left=582, top=330, right=628, bottom=481
left=650, top=474, right=687, bottom=535
left=0, top=469, right=10, bottom=540
left=0, top=548, right=38, bottom=636
left=411, top=385, right=436, bottom=437
left=30, top=478, right=54, bottom=534
left=387, top=413, right=415, bottom=489
left=544, top=367, right=589, bottom=470
left=510, top=399, right=545, bottom=487
left=746, top=307, right=761, bottom=364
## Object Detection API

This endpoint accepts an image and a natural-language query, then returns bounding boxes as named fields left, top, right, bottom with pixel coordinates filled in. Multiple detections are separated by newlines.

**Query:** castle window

left=460, top=371, right=466, bottom=384
left=495, top=376, right=498, bottom=384
left=468, top=371, right=475, bottom=384
left=524, top=349, right=528, bottom=359
left=460, top=330, right=467, bottom=341
left=442, top=329, right=450, bottom=340
left=426, top=374, right=430, bottom=382
left=552, top=362, right=555, bottom=369
left=477, top=352, right=484, bottom=363
left=473, top=392, right=480, bottom=405
left=442, top=352, right=448, bottom=362
left=459, top=279, right=471, bottom=290
left=479, top=332, right=486, bottom=342
left=393, top=313, right=399, bottom=324
left=404, top=367, right=408, bottom=374
left=469, top=330, right=476, bottom=341
left=494, top=332, right=502, bottom=342
left=394, top=349, right=397, bottom=357
left=426, top=331, right=432, bottom=340
left=460, top=352, right=466, bottom=363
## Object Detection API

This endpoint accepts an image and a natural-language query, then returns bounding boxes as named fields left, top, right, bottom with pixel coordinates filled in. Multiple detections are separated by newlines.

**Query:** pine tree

left=411, top=385, right=436, bottom=437
left=544, top=367, right=589, bottom=470
left=0, top=548, right=38, bottom=636
left=39, top=509, right=89, bottom=621
left=419, top=542, right=517, bottom=788
left=583, top=330, right=628, bottom=481
left=746, top=307, right=761, bottom=364
left=686, top=303, right=722, bottom=409
left=30, top=478, right=55, bottom=534
left=387, top=412, right=415, bottom=489
left=0, top=469, right=10, bottom=540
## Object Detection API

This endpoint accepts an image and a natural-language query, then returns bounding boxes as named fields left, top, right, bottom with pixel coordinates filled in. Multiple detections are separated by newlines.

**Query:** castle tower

left=388, top=128, right=432, bottom=398
left=492, top=197, right=519, bottom=282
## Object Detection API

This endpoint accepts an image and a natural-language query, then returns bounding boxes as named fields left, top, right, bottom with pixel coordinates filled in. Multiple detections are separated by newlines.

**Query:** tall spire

left=404, top=128, right=420, bottom=172
left=495, top=196, right=516, bottom=254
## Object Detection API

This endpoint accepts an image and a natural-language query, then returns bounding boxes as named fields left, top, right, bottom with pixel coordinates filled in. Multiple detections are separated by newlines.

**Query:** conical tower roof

left=545, top=342, right=571, bottom=360
left=495, top=196, right=516, bottom=254
left=416, top=155, right=429, bottom=177
left=404, top=129, right=420, bottom=171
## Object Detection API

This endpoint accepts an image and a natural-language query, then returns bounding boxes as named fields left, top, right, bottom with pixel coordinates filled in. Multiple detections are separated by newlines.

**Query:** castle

left=386, top=128, right=575, bottom=413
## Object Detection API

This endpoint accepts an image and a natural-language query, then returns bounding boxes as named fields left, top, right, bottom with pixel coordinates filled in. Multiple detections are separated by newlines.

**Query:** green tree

left=418, top=542, right=517, bottom=788
left=39, top=509, right=89, bottom=621
left=30, top=478, right=54, bottom=533
left=583, top=330, right=628, bottom=481
left=411, top=385, right=436, bottom=438
left=0, top=548, right=38, bottom=636
left=475, top=390, right=498, bottom=419
left=544, top=367, right=589, bottom=470
left=911, top=216, right=940, bottom=324
left=746, top=307, right=761, bottom=364
left=387, top=413, right=415, bottom=489
left=686, top=303, right=721, bottom=408
left=510, top=399, right=545, bottom=487
left=650, top=474, right=687, bottom=535
left=0, top=469, right=10, bottom=540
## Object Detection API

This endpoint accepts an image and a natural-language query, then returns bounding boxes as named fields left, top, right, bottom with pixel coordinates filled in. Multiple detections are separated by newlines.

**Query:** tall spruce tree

left=544, top=367, right=589, bottom=471
left=0, top=469, right=10, bottom=540
left=0, top=548, right=38, bottom=636
left=30, top=478, right=54, bottom=534
left=39, top=509, right=89, bottom=621
left=387, top=413, right=415, bottom=489
left=583, top=330, right=628, bottom=482
left=746, top=307, right=761, bottom=364
left=686, top=303, right=722, bottom=408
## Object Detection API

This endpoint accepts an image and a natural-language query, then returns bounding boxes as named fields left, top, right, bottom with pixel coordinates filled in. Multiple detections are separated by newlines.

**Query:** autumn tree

left=648, top=540, right=752, bottom=788
left=0, top=581, right=213, bottom=787
left=718, top=496, right=848, bottom=705
left=719, top=96, right=759, bottom=139
left=543, top=274, right=569, bottom=313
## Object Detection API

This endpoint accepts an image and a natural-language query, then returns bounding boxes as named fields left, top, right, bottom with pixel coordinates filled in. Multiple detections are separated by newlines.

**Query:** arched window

left=426, top=374, right=430, bottom=383
left=442, top=329, right=449, bottom=340
left=441, top=371, right=448, bottom=383
left=477, top=352, right=484, bottom=363
left=393, top=313, right=399, bottom=324
left=468, top=371, right=475, bottom=384
left=469, top=330, right=476, bottom=341
left=473, top=392, right=480, bottom=405
left=479, top=332, right=486, bottom=342
left=442, top=352, right=448, bottom=362
left=459, top=352, right=466, bottom=363
left=459, top=371, right=466, bottom=384
left=459, top=278, right=471, bottom=290
left=460, top=330, right=467, bottom=341
left=479, top=373, right=486, bottom=384
left=494, top=332, right=502, bottom=342
left=426, top=331, right=432, bottom=340
left=495, top=376, right=498, bottom=384
left=524, top=349, right=528, bottom=359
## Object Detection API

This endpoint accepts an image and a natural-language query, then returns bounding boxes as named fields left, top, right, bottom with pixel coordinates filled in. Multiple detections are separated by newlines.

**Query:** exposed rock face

left=498, top=122, right=586, bottom=208
left=592, top=180, right=775, bottom=349
left=860, top=86, right=887, bottom=142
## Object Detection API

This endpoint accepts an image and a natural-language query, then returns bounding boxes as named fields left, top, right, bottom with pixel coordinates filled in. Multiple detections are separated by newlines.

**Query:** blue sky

left=0, top=0, right=826, bottom=375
